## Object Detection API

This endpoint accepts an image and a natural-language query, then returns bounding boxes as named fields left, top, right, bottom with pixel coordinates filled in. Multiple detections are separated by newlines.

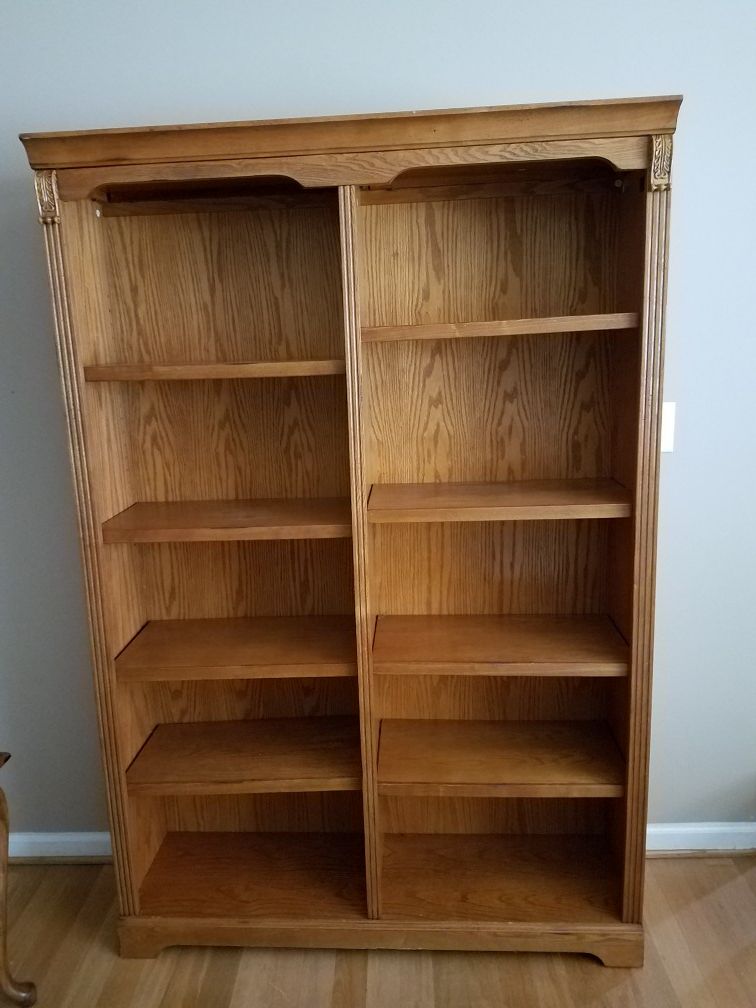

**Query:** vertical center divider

left=339, top=184, right=382, bottom=918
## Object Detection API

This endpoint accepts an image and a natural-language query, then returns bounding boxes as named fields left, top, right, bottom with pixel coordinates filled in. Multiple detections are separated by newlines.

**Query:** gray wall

left=1, top=0, right=754, bottom=833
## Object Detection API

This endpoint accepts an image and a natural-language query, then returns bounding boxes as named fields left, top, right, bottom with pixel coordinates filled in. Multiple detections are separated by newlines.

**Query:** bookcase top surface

left=20, top=95, right=681, bottom=170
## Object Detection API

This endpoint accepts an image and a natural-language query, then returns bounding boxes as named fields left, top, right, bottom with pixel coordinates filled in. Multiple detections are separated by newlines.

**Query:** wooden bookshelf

left=116, top=616, right=357, bottom=681
left=367, top=479, right=632, bottom=523
left=361, top=312, right=639, bottom=343
left=102, top=498, right=353, bottom=543
left=372, top=615, right=629, bottom=677
left=377, top=720, right=624, bottom=798
left=23, top=95, right=679, bottom=966
left=126, top=716, right=361, bottom=795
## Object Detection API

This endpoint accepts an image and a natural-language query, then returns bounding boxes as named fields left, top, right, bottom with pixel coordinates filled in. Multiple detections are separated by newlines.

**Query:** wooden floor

left=5, top=856, right=755, bottom=1007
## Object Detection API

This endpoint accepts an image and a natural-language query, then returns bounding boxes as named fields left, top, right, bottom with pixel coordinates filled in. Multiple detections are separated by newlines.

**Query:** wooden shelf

left=84, top=359, right=346, bottom=381
left=381, top=834, right=620, bottom=923
left=372, top=614, right=629, bottom=677
left=367, top=479, right=632, bottom=523
left=102, top=498, right=352, bottom=543
left=377, top=720, right=624, bottom=798
left=361, top=313, right=639, bottom=344
left=126, top=716, right=361, bottom=796
left=116, top=615, right=357, bottom=682
left=140, top=832, right=366, bottom=918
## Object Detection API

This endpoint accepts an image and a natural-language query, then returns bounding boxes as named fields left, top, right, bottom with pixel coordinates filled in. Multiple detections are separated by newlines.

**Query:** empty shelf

left=361, top=312, right=639, bottom=343
left=381, top=834, right=620, bottom=923
left=140, top=832, right=366, bottom=919
left=372, top=614, right=629, bottom=677
left=367, top=479, right=632, bottom=523
left=126, top=716, right=362, bottom=795
left=102, top=498, right=352, bottom=543
left=378, top=720, right=624, bottom=798
left=116, top=615, right=357, bottom=681
left=84, top=359, right=346, bottom=381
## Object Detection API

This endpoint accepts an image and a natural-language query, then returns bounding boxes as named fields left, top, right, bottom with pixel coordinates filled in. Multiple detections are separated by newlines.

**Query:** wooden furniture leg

left=0, top=756, right=36, bottom=1006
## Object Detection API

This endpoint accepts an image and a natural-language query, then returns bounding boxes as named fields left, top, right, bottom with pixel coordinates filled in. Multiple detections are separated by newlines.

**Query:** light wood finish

left=102, top=498, right=353, bottom=543
left=381, top=834, right=620, bottom=923
left=372, top=520, right=610, bottom=616
left=21, top=96, right=680, bottom=169
left=0, top=756, right=36, bottom=1006
left=362, top=312, right=639, bottom=343
left=367, top=479, right=632, bottom=523
left=139, top=832, right=366, bottom=918
left=373, top=679, right=611, bottom=725
left=23, top=97, right=678, bottom=965
left=622, top=185, right=671, bottom=924
left=372, top=614, right=629, bottom=676
left=377, top=720, right=624, bottom=798
left=116, top=616, right=357, bottom=681
left=55, top=137, right=651, bottom=201
left=340, top=186, right=382, bottom=918
left=126, top=717, right=361, bottom=795
left=6, top=858, right=756, bottom=1000
left=84, top=360, right=346, bottom=381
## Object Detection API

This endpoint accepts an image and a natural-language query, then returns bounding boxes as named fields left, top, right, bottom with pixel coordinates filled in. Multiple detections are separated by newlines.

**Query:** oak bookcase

left=21, top=95, right=680, bottom=967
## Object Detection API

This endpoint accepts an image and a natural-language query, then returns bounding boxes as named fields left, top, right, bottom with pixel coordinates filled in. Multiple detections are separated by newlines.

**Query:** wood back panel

left=371, top=520, right=608, bottom=616
left=76, top=199, right=343, bottom=365
left=85, top=376, right=349, bottom=502
left=364, top=332, right=612, bottom=484
left=358, top=189, right=620, bottom=328
left=373, top=676, right=616, bottom=722
left=380, top=796, right=610, bottom=835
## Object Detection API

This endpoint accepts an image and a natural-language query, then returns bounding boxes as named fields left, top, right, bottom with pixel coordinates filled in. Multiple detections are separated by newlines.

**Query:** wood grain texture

left=41, top=190, right=136, bottom=913
left=359, top=191, right=620, bottom=328
left=372, top=614, right=629, bottom=676
left=55, top=137, right=651, bottom=200
left=157, top=791, right=363, bottom=834
left=116, top=616, right=357, bottom=681
left=86, top=376, right=350, bottom=504
left=21, top=95, right=681, bottom=169
left=362, top=313, right=638, bottom=343
left=380, top=796, right=609, bottom=836
left=377, top=720, right=624, bottom=798
left=125, top=717, right=361, bottom=796
left=372, top=520, right=609, bottom=615
left=339, top=186, right=382, bottom=918
left=381, top=835, right=620, bottom=923
left=26, top=99, right=674, bottom=962
left=117, top=678, right=357, bottom=768
left=364, top=332, right=613, bottom=485
left=137, top=539, right=355, bottom=620
left=622, top=187, right=671, bottom=924
left=373, top=677, right=614, bottom=722
left=84, top=360, right=346, bottom=381
left=139, top=832, right=366, bottom=918
left=102, top=498, right=353, bottom=543
left=367, top=479, right=631, bottom=523
left=81, top=203, right=343, bottom=366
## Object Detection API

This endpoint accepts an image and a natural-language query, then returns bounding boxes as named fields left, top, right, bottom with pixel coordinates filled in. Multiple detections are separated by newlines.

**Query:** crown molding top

left=20, top=95, right=682, bottom=171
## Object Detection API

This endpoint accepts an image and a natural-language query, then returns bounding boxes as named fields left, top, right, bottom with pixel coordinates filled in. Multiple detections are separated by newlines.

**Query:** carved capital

left=649, top=135, right=672, bottom=191
left=35, top=169, right=60, bottom=223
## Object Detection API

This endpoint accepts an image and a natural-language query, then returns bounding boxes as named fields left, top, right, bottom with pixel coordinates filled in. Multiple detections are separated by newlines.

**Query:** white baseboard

left=9, top=831, right=112, bottom=858
left=8, top=824, right=755, bottom=859
left=646, top=822, right=756, bottom=851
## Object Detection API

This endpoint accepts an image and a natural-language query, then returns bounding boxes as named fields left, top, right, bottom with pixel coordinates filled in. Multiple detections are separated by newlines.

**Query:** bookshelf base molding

left=118, top=916, right=644, bottom=967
